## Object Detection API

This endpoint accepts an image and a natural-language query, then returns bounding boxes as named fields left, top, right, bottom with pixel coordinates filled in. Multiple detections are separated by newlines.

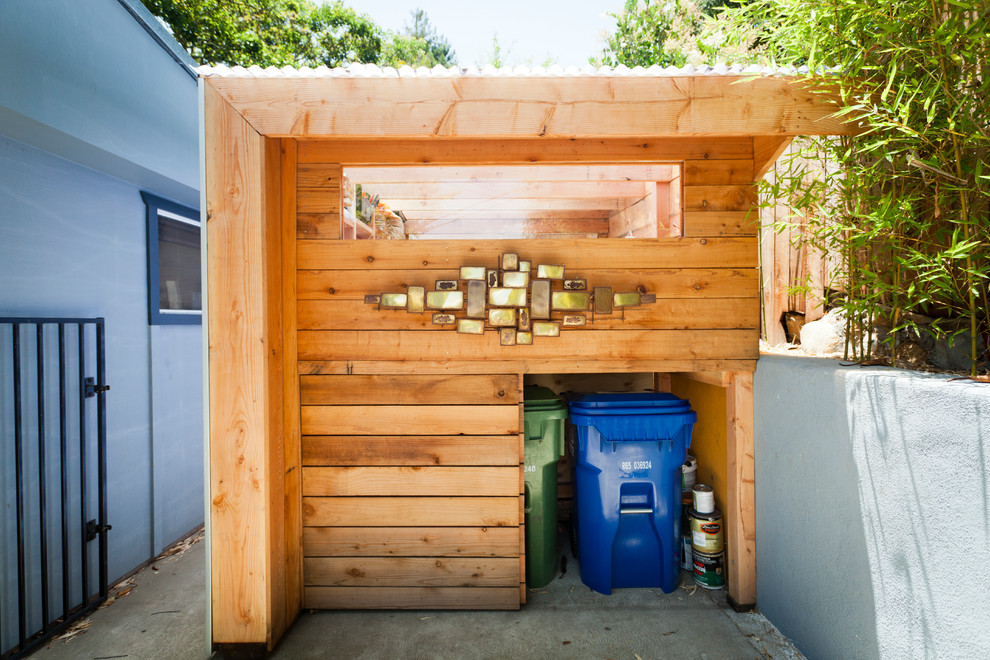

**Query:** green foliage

left=483, top=32, right=508, bottom=68
left=476, top=32, right=557, bottom=68
left=143, top=0, right=316, bottom=66
left=143, top=1, right=455, bottom=68
left=402, top=8, right=456, bottom=66
left=593, top=0, right=752, bottom=67
left=721, top=0, right=990, bottom=373
left=305, top=2, right=382, bottom=67
left=595, top=0, right=703, bottom=67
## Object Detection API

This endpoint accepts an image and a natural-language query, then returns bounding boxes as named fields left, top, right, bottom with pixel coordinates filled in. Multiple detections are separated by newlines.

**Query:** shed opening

left=341, top=164, right=683, bottom=240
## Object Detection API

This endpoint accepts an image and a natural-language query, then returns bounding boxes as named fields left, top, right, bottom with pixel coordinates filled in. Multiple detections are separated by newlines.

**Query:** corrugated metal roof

left=197, top=62, right=812, bottom=79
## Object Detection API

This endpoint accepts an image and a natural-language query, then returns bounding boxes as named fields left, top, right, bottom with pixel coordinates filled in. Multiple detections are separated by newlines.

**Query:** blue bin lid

left=568, top=392, right=696, bottom=442
left=568, top=392, right=692, bottom=415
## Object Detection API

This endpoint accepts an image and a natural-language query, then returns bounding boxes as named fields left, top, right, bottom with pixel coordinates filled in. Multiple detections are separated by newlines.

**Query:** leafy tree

left=145, top=1, right=456, bottom=69
left=595, top=0, right=693, bottom=67
left=143, top=0, right=316, bottom=66
left=404, top=8, right=455, bottom=66
left=594, top=0, right=742, bottom=67
left=380, top=34, right=434, bottom=67
left=379, top=9, right=456, bottom=68
left=304, top=1, right=382, bottom=67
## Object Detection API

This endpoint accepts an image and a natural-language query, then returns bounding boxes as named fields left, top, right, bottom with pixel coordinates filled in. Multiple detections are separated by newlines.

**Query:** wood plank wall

left=288, top=137, right=762, bottom=611
left=300, top=374, right=524, bottom=609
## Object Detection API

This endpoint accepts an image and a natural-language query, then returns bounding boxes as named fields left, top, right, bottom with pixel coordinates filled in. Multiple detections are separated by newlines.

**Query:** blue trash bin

left=569, top=393, right=696, bottom=595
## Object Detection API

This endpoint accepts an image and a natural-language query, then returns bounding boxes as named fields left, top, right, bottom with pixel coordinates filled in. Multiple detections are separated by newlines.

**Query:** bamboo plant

left=719, top=0, right=989, bottom=374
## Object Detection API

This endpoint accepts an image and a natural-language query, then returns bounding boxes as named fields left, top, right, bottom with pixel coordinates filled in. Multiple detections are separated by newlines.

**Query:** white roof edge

left=197, top=63, right=820, bottom=79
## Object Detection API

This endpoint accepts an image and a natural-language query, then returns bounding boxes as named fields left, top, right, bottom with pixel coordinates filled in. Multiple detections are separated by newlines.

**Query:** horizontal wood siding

left=293, top=139, right=762, bottom=611
left=302, top=435, right=519, bottom=466
left=303, top=526, right=521, bottom=557
left=301, top=372, right=523, bottom=610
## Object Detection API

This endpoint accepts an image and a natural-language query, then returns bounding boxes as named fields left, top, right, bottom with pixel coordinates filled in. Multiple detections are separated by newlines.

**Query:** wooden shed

left=200, top=63, right=849, bottom=651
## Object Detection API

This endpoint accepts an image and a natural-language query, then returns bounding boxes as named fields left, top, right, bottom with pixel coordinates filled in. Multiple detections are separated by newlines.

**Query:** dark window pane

left=157, top=212, right=201, bottom=311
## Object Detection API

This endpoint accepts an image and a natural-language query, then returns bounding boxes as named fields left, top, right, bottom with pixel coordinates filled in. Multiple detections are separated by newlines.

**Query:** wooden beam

left=303, top=557, right=520, bottom=587
left=683, top=159, right=754, bottom=185
left=725, top=371, right=756, bottom=609
left=667, top=170, right=683, bottom=236
left=753, top=136, right=794, bottom=180
left=680, top=371, right=732, bottom=387
left=399, top=209, right=612, bottom=221
left=347, top=164, right=679, bottom=183
left=205, top=84, right=284, bottom=647
left=301, top=404, right=520, bottom=436
left=297, top=268, right=759, bottom=301
left=682, top=211, right=758, bottom=238
left=683, top=185, right=758, bottom=212
left=206, top=75, right=849, bottom=138
left=279, top=138, right=303, bottom=628
left=297, top=329, right=760, bottom=363
left=404, top=218, right=609, bottom=236
left=299, top=358, right=758, bottom=375
left=302, top=466, right=520, bottom=496
left=296, top=238, right=758, bottom=271
left=377, top=197, right=629, bottom=212
left=262, top=136, right=286, bottom=646
left=302, top=435, right=520, bottom=467
left=417, top=232, right=601, bottom=240
left=608, top=184, right=659, bottom=238
left=297, top=137, right=754, bottom=164
left=359, top=181, right=648, bottom=199
left=302, top=526, right=521, bottom=557
left=299, top=374, right=520, bottom=405
left=303, top=496, right=519, bottom=527
left=296, top=297, right=759, bottom=332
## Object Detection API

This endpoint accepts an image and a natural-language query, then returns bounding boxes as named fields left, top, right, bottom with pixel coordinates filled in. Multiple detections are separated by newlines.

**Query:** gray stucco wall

left=755, top=355, right=990, bottom=659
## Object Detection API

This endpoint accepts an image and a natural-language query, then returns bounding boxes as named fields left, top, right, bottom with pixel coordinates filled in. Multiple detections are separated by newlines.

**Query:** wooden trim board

left=205, top=76, right=849, bottom=138
left=726, top=371, right=756, bottom=609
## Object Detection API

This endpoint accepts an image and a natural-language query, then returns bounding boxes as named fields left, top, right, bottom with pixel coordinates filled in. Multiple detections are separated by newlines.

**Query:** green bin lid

left=523, top=385, right=567, bottom=412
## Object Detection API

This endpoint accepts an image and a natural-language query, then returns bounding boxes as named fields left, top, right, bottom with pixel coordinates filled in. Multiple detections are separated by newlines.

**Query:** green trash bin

left=523, top=385, right=568, bottom=588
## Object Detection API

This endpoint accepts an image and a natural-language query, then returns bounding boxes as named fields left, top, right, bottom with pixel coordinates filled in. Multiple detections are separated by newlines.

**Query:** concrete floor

left=30, top=534, right=804, bottom=660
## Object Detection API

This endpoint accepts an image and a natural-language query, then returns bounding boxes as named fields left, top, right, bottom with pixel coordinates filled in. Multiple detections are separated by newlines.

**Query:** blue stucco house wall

left=1, top=0, right=202, bottom=644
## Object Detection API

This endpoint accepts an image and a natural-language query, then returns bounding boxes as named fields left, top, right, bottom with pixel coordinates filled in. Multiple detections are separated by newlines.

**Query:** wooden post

left=280, top=138, right=303, bottom=629
left=725, top=371, right=756, bottom=610
left=204, top=82, right=288, bottom=650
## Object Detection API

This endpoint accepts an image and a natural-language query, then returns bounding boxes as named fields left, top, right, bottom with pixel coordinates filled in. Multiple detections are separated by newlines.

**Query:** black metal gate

left=1, top=317, right=110, bottom=659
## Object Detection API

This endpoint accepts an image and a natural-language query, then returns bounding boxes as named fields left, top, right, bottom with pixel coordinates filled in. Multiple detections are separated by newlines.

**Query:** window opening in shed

left=342, top=164, right=683, bottom=240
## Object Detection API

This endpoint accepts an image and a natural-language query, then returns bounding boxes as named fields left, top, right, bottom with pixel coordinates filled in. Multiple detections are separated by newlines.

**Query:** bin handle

left=620, top=508, right=653, bottom=514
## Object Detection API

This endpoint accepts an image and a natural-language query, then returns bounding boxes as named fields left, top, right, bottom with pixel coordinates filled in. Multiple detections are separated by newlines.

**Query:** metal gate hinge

left=86, top=519, right=112, bottom=542
left=84, top=377, right=110, bottom=398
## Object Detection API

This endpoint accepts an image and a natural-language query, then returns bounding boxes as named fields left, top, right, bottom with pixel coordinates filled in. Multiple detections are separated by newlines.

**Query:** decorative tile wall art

left=365, top=253, right=654, bottom=343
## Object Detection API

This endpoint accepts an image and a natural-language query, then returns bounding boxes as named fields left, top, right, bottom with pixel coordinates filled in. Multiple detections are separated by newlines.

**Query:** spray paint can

left=692, top=549, right=725, bottom=589
left=688, top=507, right=724, bottom=554
left=681, top=455, right=698, bottom=492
